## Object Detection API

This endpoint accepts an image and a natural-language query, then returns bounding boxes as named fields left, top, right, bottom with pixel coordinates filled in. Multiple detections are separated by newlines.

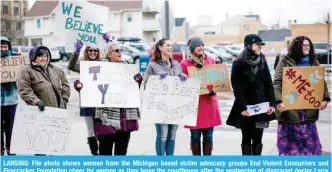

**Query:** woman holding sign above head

left=180, top=37, right=221, bottom=156
left=273, top=36, right=330, bottom=156
left=142, top=38, right=188, bottom=156
left=226, top=34, right=276, bottom=156
left=67, top=33, right=110, bottom=155
left=92, top=41, right=143, bottom=156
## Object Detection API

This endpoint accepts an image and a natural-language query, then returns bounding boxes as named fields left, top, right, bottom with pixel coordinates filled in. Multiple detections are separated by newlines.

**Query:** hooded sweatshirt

left=1, top=36, right=18, bottom=106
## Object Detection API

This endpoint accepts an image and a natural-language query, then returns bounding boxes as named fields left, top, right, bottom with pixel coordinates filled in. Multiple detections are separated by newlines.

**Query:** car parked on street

left=314, top=42, right=332, bottom=74
left=48, top=46, right=61, bottom=62
left=11, top=46, right=30, bottom=56
left=120, top=44, right=149, bottom=64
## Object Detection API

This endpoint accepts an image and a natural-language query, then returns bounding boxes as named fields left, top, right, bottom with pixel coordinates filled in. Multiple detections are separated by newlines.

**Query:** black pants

left=98, top=131, right=131, bottom=155
left=240, top=119, right=264, bottom=145
left=1, top=104, right=17, bottom=155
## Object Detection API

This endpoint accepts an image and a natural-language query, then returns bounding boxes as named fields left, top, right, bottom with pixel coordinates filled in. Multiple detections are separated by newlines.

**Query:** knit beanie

left=189, top=37, right=204, bottom=53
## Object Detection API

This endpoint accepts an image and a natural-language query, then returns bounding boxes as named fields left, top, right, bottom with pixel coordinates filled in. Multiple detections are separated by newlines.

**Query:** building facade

left=1, top=0, right=29, bottom=45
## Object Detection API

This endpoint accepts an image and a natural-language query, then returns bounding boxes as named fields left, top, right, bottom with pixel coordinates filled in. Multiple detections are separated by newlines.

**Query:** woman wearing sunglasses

left=93, top=42, right=143, bottom=155
left=67, top=33, right=111, bottom=155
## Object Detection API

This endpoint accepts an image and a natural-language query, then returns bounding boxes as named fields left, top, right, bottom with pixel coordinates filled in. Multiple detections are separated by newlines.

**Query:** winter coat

left=226, top=50, right=276, bottom=128
left=16, top=46, right=70, bottom=109
left=273, top=54, right=331, bottom=123
left=180, top=55, right=222, bottom=129
left=1, top=36, right=19, bottom=106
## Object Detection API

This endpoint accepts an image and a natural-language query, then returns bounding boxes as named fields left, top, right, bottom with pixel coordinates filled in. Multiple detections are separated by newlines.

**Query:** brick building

left=291, top=24, right=332, bottom=42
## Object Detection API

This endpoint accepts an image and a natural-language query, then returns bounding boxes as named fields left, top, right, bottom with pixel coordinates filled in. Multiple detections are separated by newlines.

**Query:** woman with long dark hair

left=143, top=38, right=188, bottom=156
left=273, top=36, right=330, bottom=155
left=226, top=34, right=276, bottom=155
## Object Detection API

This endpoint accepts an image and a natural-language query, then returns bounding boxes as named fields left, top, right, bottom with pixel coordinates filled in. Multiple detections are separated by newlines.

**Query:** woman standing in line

left=67, top=34, right=110, bottom=155
left=273, top=36, right=330, bottom=155
left=226, top=34, right=276, bottom=156
left=180, top=37, right=221, bottom=156
left=143, top=38, right=188, bottom=156
left=93, top=42, right=143, bottom=155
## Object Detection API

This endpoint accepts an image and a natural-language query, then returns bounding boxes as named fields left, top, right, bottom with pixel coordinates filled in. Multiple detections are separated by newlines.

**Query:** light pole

left=327, top=13, right=331, bottom=80
left=165, top=0, right=170, bottom=39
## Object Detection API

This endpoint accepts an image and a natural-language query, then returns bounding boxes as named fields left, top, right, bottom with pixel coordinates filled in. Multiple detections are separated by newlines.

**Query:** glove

left=134, top=73, right=143, bottom=83
left=160, top=73, right=168, bottom=79
left=103, top=33, right=111, bottom=43
left=37, top=101, right=45, bottom=112
left=195, top=63, right=203, bottom=68
left=74, top=80, right=83, bottom=92
left=208, top=90, right=216, bottom=96
left=179, top=73, right=188, bottom=81
left=74, top=41, right=83, bottom=55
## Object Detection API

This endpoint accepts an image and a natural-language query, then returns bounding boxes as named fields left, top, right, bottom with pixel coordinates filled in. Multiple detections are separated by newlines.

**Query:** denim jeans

left=190, top=127, right=214, bottom=144
left=155, top=124, right=178, bottom=156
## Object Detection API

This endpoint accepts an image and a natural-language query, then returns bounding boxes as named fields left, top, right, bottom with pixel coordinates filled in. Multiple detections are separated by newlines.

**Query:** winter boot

left=87, top=137, right=99, bottom=155
left=203, top=142, right=213, bottom=155
left=252, top=144, right=263, bottom=155
left=191, top=142, right=201, bottom=156
left=241, top=144, right=251, bottom=155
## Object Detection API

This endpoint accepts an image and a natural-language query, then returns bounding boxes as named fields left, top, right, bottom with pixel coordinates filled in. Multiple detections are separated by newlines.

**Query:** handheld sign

left=141, top=76, right=201, bottom=125
left=54, top=1, right=109, bottom=49
left=1, top=55, right=29, bottom=83
left=188, top=64, right=231, bottom=95
left=282, top=66, right=325, bottom=110
left=80, top=61, right=141, bottom=108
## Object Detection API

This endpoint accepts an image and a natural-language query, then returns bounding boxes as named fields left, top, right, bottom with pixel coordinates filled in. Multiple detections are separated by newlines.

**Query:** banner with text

left=282, top=66, right=325, bottom=110
left=11, top=104, right=74, bottom=155
left=141, top=76, right=201, bottom=125
left=188, top=64, right=231, bottom=95
left=80, top=61, right=141, bottom=108
left=1, top=55, right=29, bottom=83
left=54, top=1, right=109, bottom=49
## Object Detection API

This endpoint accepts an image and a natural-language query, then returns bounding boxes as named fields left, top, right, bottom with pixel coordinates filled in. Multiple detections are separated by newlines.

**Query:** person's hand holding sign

left=74, top=41, right=83, bottom=55
left=267, top=107, right=275, bottom=115
left=320, top=101, right=328, bottom=110
left=277, top=103, right=285, bottom=112
left=103, top=33, right=111, bottom=43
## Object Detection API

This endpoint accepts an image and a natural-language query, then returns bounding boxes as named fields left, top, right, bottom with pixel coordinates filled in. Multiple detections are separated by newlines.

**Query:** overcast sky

left=29, top=0, right=331, bottom=27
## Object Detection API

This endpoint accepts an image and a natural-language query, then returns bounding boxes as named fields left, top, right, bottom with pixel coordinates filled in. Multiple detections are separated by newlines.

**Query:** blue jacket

left=1, top=36, right=18, bottom=106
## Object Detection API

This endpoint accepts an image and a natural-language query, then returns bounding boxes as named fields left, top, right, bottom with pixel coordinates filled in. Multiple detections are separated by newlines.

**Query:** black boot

left=241, top=144, right=251, bottom=155
left=191, top=142, right=201, bottom=156
left=252, top=144, right=263, bottom=155
left=203, top=142, right=213, bottom=155
left=87, top=137, right=99, bottom=155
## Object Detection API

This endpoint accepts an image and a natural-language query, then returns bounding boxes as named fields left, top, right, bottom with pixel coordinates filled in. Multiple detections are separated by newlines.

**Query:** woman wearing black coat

left=226, top=34, right=276, bottom=155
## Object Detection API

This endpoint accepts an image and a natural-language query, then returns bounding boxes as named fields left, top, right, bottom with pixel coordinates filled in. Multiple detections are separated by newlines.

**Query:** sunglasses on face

left=88, top=49, right=99, bottom=53
left=111, top=49, right=122, bottom=53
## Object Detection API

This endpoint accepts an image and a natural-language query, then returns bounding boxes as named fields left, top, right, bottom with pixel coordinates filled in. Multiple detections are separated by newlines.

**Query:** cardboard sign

left=54, top=1, right=109, bottom=49
left=80, top=61, right=141, bottom=108
left=1, top=55, right=29, bottom=83
left=188, top=64, right=231, bottom=95
left=282, top=66, right=325, bottom=110
left=11, top=104, right=74, bottom=155
left=141, top=76, right=201, bottom=125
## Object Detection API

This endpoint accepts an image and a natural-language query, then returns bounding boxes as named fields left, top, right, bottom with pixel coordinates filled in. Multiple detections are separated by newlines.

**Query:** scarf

left=187, top=51, right=205, bottom=68
left=296, top=56, right=310, bottom=122
left=240, top=47, right=261, bottom=75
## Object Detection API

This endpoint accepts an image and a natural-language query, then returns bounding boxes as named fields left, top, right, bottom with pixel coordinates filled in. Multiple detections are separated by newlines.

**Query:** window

left=204, top=31, right=216, bottom=35
left=2, top=5, right=8, bottom=15
left=244, top=24, right=249, bottom=31
left=14, top=7, right=19, bottom=16
left=31, top=38, right=43, bottom=46
left=127, top=14, right=132, bottom=22
left=6, top=22, right=11, bottom=30
left=36, top=19, right=41, bottom=28
left=17, top=22, right=21, bottom=30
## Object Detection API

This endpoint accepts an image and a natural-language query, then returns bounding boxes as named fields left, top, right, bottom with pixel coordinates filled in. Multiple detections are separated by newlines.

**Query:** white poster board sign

left=80, top=61, right=141, bottom=108
left=11, top=104, right=74, bottom=155
left=247, top=102, right=270, bottom=116
left=54, top=1, right=109, bottom=49
left=141, top=76, right=201, bottom=125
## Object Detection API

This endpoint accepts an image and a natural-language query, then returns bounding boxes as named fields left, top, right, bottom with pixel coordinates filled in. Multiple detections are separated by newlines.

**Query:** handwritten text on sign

left=54, top=1, right=109, bottom=48
left=80, top=61, right=141, bottom=108
left=1, top=56, right=29, bottom=83
left=282, top=66, right=325, bottom=110
left=11, top=105, right=73, bottom=155
left=188, top=64, right=231, bottom=95
left=141, top=76, right=201, bottom=125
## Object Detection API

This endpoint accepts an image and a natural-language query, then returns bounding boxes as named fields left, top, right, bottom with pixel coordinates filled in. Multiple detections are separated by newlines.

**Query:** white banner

left=247, top=102, right=270, bottom=116
left=80, top=61, right=141, bottom=108
left=11, top=104, right=74, bottom=155
left=141, top=76, right=201, bottom=125
left=54, top=1, right=109, bottom=49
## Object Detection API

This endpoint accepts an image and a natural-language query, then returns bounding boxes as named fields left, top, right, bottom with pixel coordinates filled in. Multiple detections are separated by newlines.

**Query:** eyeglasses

left=88, top=49, right=99, bottom=53
left=111, top=49, right=122, bottom=53
left=302, top=44, right=310, bottom=47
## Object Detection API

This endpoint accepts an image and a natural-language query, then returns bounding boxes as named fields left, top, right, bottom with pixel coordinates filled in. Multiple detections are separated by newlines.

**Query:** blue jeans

left=190, top=127, right=214, bottom=144
left=155, top=124, right=178, bottom=156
